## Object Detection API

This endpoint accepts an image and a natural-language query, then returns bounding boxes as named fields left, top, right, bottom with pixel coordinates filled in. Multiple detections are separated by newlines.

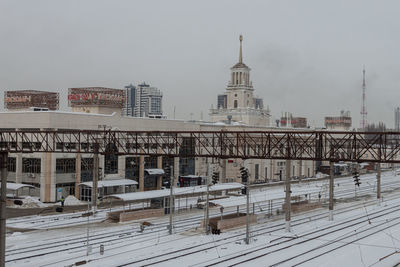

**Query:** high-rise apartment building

left=134, top=82, right=163, bottom=118
left=123, top=84, right=136, bottom=117
left=395, top=107, right=400, bottom=131
left=122, top=82, right=163, bottom=118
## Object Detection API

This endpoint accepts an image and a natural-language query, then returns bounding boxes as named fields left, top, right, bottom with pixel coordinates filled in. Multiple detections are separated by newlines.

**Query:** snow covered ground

left=5, top=171, right=400, bottom=266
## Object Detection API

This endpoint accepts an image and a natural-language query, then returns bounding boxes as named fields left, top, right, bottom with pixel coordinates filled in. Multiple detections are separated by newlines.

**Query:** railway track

left=116, top=199, right=400, bottom=266
left=6, top=172, right=400, bottom=265
left=201, top=206, right=400, bottom=266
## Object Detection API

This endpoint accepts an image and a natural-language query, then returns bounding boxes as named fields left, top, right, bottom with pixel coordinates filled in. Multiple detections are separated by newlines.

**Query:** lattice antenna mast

left=360, top=66, right=368, bottom=129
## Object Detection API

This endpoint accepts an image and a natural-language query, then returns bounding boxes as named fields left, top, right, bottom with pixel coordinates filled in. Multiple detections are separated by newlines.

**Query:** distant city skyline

left=1, top=1, right=399, bottom=127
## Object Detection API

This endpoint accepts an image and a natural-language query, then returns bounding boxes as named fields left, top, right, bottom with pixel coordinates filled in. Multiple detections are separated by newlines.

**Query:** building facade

left=395, top=107, right=400, bottom=131
left=210, top=35, right=270, bottom=127
left=0, top=110, right=316, bottom=202
left=134, top=82, right=163, bottom=118
left=123, top=84, right=136, bottom=117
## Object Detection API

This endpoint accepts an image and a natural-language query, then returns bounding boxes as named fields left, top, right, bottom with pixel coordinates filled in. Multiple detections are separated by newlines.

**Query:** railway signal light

left=212, top=172, right=219, bottom=185
left=163, top=165, right=172, bottom=188
left=240, top=167, right=249, bottom=184
left=241, top=187, right=247, bottom=195
left=353, top=171, right=361, bottom=187
left=164, top=165, right=171, bottom=179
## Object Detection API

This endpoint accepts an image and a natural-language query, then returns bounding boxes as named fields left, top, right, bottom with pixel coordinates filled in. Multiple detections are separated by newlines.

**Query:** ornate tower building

left=210, top=35, right=270, bottom=126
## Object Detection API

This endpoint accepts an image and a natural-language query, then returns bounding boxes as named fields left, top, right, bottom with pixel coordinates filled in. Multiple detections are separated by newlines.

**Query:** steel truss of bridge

left=0, top=130, right=398, bottom=163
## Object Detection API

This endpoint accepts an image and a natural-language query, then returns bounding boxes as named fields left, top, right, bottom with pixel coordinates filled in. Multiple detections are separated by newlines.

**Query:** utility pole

left=0, top=152, right=8, bottom=267
left=205, top=179, right=210, bottom=234
left=169, top=175, right=174, bottom=235
left=92, top=144, right=99, bottom=215
left=204, top=163, right=211, bottom=234
left=329, top=161, right=334, bottom=221
left=245, top=184, right=250, bottom=244
left=86, top=200, right=90, bottom=256
left=377, top=163, right=381, bottom=202
left=285, top=159, right=291, bottom=232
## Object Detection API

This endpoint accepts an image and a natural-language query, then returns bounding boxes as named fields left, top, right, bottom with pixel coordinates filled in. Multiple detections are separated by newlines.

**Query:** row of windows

left=22, top=158, right=41, bottom=173
left=8, top=157, right=42, bottom=173
left=56, top=159, right=76, bottom=173
left=7, top=156, right=157, bottom=175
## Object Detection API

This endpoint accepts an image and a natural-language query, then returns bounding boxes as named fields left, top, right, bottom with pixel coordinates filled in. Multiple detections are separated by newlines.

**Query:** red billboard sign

left=68, top=87, right=125, bottom=108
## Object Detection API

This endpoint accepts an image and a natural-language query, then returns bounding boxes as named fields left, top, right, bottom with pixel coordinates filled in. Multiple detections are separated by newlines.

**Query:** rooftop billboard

left=4, top=90, right=59, bottom=110
left=68, top=87, right=125, bottom=108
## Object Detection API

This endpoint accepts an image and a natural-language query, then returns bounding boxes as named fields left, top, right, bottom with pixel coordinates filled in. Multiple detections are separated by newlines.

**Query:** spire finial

left=239, top=35, right=243, bottom=63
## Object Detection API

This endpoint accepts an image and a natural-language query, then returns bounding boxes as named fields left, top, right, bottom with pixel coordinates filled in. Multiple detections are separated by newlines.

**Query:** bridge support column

left=0, top=152, right=8, bottom=267
left=173, top=157, right=179, bottom=186
left=377, top=163, right=381, bottom=203
left=329, top=161, right=334, bottom=221
left=139, top=155, right=145, bottom=192
left=40, top=152, right=56, bottom=202
left=75, top=153, right=81, bottom=199
left=92, top=145, right=99, bottom=213
left=220, top=159, right=226, bottom=183
left=118, top=155, right=126, bottom=179
left=15, top=153, right=22, bottom=184
left=157, top=153, right=163, bottom=189
left=285, top=159, right=291, bottom=232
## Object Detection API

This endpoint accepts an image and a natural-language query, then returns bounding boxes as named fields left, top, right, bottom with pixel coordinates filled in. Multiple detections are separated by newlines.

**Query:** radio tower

left=360, top=66, right=368, bottom=129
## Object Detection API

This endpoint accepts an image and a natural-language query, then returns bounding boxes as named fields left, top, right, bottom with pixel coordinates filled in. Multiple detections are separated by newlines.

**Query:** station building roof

left=104, top=182, right=243, bottom=202
left=79, top=179, right=138, bottom=188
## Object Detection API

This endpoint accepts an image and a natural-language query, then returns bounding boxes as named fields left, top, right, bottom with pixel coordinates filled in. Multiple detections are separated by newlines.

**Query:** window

left=22, top=158, right=41, bottom=173
left=105, top=154, right=118, bottom=174
left=81, top=158, right=93, bottom=182
left=56, top=158, right=76, bottom=173
left=126, top=157, right=139, bottom=179
left=56, top=183, right=75, bottom=196
left=234, top=100, right=238, bottom=108
left=255, top=164, right=259, bottom=180
left=81, top=158, right=93, bottom=171
left=265, top=167, right=268, bottom=179
left=105, top=144, right=119, bottom=175
left=144, top=156, right=157, bottom=169
left=8, top=157, right=16, bottom=172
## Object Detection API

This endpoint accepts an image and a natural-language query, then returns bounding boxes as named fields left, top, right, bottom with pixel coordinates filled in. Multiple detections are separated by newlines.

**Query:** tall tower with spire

left=210, top=35, right=270, bottom=126
left=360, top=66, right=368, bottom=129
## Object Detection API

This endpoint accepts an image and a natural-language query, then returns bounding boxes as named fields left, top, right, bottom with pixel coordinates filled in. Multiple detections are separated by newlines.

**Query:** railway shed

left=1, top=182, right=36, bottom=198
left=206, top=183, right=326, bottom=218
left=79, top=179, right=138, bottom=201
left=103, top=183, right=244, bottom=221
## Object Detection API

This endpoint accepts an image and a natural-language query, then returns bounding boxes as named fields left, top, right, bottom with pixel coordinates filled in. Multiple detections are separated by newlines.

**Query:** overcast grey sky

left=1, top=0, right=399, bottom=127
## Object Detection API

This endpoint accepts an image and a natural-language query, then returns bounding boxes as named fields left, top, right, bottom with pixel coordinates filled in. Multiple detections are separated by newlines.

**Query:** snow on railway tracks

left=6, top=171, right=400, bottom=266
